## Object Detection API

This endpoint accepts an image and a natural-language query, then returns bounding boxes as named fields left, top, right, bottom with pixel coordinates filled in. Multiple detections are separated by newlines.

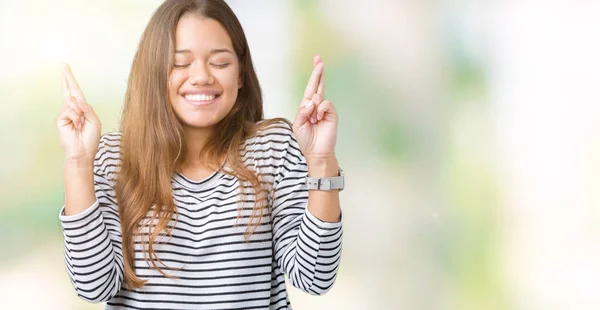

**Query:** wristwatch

left=305, top=168, right=345, bottom=191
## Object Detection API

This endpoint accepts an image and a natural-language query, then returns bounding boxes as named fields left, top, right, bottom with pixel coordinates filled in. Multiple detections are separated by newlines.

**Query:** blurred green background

left=1, top=1, right=600, bottom=309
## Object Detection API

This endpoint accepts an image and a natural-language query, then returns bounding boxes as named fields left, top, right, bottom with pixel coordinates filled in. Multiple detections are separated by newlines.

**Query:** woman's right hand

left=56, top=64, right=102, bottom=163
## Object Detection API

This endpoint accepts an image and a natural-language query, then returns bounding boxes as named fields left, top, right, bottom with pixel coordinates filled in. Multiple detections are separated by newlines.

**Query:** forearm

left=61, top=200, right=123, bottom=302
left=60, top=153, right=124, bottom=302
left=63, top=159, right=97, bottom=216
left=306, top=156, right=341, bottom=222
left=272, top=152, right=343, bottom=295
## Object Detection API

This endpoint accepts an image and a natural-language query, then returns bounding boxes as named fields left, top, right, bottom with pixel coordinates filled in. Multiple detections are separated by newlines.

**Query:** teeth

left=184, top=94, right=216, bottom=101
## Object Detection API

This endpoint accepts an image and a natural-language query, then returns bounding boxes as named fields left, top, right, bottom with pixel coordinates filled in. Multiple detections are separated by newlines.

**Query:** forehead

left=174, top=14, right=234, bottom=52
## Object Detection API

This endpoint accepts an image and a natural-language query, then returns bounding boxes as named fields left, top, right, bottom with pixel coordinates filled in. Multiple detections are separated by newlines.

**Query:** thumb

left=293, top=100, right=315, bottom=129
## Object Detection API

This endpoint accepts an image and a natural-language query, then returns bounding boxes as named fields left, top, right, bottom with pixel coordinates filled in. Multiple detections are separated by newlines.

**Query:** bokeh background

left=1, top=0, right=600, bottom=309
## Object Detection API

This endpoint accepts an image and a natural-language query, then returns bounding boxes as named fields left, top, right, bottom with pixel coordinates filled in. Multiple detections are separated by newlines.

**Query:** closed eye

left=211, top=63, right=230, bottom=68
left=173, top=63, right=229, bottom=69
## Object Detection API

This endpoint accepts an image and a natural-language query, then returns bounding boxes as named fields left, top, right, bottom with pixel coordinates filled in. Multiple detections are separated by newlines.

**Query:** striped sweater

left=59, top=121, right=343, bottom=309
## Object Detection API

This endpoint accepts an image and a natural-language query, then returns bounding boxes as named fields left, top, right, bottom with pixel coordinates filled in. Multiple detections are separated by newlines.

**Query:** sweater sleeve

left=270, top=125, right=343, bottom=295
left=58, top=134, right=124, bottom=302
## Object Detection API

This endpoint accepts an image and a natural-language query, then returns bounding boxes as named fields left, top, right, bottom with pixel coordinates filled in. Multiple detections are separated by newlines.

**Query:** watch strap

left=305, top=168, right=344, bottom=191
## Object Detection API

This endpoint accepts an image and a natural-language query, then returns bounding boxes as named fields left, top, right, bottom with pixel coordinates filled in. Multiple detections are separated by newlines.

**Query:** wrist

left=306, top=156, right=339, bottom=177
left=64, top=157, right=95, bottom=171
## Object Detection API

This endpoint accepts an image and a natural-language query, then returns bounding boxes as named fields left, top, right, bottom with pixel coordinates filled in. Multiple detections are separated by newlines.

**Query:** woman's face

left=169, top=14, right=241, bottom=131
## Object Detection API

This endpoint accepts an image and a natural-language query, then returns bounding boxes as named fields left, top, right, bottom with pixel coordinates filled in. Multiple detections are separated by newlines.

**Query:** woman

left=56, top=0, right=343, bottom=309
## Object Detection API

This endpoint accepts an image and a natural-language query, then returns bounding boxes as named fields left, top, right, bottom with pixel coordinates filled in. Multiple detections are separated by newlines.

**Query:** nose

left=188, top=62, right=214, bottom=86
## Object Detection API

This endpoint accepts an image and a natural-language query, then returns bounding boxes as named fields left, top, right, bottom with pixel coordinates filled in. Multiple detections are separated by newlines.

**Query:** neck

left=182, top=126, right=213, bottom=166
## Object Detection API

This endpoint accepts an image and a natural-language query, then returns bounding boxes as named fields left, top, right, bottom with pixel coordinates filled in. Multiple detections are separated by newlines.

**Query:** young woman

left=56, top=0, right=343, bottom=309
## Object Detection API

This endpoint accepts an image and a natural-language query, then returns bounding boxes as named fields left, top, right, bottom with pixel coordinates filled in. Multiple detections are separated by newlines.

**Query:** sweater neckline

left=171, top=160, right=227, bottom=190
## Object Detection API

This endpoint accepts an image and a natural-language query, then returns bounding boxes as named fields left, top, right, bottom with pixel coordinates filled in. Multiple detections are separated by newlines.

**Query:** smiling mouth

left=182, top=94, right=220, bottom=106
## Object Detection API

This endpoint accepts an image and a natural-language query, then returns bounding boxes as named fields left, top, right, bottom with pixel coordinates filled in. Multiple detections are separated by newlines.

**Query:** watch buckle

left=318, top=178, right=332, bottom=190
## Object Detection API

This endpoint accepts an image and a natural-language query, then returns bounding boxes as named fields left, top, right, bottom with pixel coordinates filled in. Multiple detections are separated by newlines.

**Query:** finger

left=59, top=107, right=81, bottom=130
left=314, top=55, right=325, bottom=97
left=313, top=55, right=322, bottom=68
left=65, top=92, right=83, bottom=116
left=311, top=93, right=324, bottom=106
left=62, top=63, right=86, bottom=103
left=293, top=100, right=316, bottom=128
left=309, top=93, right=324, bottom=123
left=61, top=75, right=71, bottom=100
left=77, top=98, right=101, bottom=125
left=313, top=55, right=325, bottom=96
left=302, top=62, right=323, bottom=100
left=61, top=66, right=86, bottom=115
left=317, top=70, right=325, bottom=97
left=60, top=101, right=70, bottom=113
left=61, top=94, right=81, bottom=115
left=65, top=107, right=82, bottom=130
left=316, top=99, right=336, bottom=121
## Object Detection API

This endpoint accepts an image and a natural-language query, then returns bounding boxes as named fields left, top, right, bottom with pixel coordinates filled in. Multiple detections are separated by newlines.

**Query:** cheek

left=220, top=68, right=241, bottom=92
left=168, top=72, right=185, bottom=95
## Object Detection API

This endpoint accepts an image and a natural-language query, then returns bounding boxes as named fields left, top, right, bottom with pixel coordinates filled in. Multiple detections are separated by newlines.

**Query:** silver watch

left=305, top=168, right=344, bottom=191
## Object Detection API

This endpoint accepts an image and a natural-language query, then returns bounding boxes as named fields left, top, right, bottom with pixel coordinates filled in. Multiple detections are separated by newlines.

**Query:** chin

left=181, top=118, right=220, bottom=130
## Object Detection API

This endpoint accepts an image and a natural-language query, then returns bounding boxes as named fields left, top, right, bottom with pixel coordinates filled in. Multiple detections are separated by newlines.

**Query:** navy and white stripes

left=59, top=121, right=343, bottom=309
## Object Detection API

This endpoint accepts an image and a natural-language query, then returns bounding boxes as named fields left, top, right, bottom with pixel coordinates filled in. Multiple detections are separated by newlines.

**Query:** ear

left=238, top=75, right=243, bottom=89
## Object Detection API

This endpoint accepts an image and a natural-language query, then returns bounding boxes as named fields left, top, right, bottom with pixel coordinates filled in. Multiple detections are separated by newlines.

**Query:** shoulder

left=241, top=118, right=304, bottom=166
left=94, top=131, right=122, bottom=179
left=253, top=118, right=295, bottom=142
left=99, top=131, right=122, bottom=149
left=243, top=118, right=297, bottom=150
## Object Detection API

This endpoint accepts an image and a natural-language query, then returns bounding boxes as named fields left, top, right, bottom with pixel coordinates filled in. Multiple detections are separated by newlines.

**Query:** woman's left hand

left=293, top=55, right=338, bottom=162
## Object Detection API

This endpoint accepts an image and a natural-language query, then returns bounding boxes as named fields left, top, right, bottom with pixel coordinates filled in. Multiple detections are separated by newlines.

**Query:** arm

left=271, top=131, right=343, bottom=295
left=59, top=136, right=124, bottom=302
left=274, top=54, right=343, bottom=294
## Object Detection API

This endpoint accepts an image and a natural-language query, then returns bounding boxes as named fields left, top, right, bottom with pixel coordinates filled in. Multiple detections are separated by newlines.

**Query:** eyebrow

left=174, top=48, right=233, bottom=55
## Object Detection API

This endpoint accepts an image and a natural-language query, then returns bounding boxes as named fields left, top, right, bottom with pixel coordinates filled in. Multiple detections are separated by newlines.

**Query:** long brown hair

left=115, top=0, right=288, bottom=289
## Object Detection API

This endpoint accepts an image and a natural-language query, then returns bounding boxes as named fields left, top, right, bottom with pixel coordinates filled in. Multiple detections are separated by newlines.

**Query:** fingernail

left=317, top=114, right=322, bottom=121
